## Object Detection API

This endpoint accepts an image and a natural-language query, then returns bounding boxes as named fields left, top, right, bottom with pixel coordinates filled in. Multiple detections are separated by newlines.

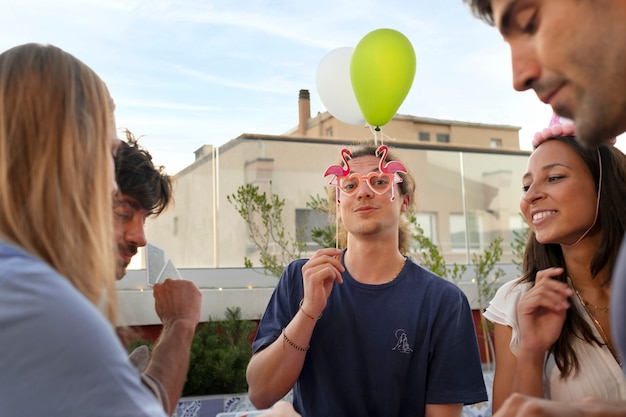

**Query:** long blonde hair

left=0, top=43, right=118, bottom=323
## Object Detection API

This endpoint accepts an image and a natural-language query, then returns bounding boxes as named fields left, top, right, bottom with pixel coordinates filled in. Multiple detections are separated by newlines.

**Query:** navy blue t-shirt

left=252, top=254, right=488, bottom=417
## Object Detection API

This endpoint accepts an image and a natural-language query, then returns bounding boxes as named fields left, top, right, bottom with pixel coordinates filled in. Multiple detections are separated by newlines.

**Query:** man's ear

left=400, top=194, right=410, bottom=213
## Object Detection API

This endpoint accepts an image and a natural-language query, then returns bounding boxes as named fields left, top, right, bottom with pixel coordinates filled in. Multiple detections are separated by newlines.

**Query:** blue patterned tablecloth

left=176, top=370, right=494, bottom=417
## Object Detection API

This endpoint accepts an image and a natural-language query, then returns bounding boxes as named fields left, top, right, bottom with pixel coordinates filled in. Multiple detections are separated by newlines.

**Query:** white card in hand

left=145, top=242, right=182, bottom=287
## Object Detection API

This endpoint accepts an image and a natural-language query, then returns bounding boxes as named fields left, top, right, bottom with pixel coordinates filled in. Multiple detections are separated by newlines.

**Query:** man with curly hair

left=115, top=130, right=202, bottom=416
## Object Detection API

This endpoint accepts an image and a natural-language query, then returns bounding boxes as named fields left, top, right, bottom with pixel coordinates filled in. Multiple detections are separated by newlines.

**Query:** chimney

left=298, top=89, right=310, bottom=136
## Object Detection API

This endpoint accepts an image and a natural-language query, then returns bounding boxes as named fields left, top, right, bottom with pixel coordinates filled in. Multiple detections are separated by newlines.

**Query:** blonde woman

left=0, top=43, right=166, bottom=416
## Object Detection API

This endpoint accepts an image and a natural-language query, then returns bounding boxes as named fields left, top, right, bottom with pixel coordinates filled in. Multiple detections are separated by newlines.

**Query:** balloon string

left=367, top=125, right=383, bottom=146
left=377, top=129, right=396, bottom=145
left=335, top=202, right=339, bottom=250
left=365, top=125, right=395, bottom=146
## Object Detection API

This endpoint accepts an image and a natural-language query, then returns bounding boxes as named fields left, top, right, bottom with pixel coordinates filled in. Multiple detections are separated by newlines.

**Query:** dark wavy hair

left=115, top=129, right=173, bottom=215
left=520, top=136, right=626, bottom=377
left=463, top=0, right=496, bottom=25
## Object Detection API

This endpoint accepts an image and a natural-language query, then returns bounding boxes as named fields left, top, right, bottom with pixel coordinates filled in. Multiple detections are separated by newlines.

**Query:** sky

left=0, top=0, right=576, bottom=174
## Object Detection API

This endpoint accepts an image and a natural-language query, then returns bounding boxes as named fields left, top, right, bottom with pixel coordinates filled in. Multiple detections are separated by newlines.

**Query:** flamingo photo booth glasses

left=338, top=172, right=395, bottom=196
left=324, top=145, right=407, bottom=202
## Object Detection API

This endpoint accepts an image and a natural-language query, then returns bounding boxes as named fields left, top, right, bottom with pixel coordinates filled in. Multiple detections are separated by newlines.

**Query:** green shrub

left=511, top=213, right=530, bottom=274
left=183, top=306, right=256, bottom=396
left=408, top=212, right=466, bottom=284
left=227, top=183, right=306, bottom=278
left=125, top=337, right=155, bottom=353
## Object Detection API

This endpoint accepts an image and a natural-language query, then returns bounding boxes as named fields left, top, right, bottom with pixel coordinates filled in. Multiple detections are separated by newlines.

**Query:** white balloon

left=316, top=47, right=365, bottom=126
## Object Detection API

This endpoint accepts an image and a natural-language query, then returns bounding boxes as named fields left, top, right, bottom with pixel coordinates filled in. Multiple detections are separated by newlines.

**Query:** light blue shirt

left=0, top=240, right=167, bottom=417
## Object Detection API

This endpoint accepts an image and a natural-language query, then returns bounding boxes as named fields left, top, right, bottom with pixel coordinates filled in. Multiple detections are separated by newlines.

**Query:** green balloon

left=350, top=28, right=416, bottom=128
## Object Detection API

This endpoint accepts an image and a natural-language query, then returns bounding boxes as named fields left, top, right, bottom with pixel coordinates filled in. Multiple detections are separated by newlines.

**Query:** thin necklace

left=574, top=289, right=610, bottom=314
left=573, top=288, right=622, bottom=367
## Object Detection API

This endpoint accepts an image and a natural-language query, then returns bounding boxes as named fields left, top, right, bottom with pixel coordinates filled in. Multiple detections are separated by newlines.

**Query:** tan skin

left=490, top=0, right=626, bottom=145
left=114, top=194, right=148, bottom=280
left=114, top=192, right=202, bottom=416
left=246, top=155, right=462, bottom=417
left=471, top=1, right=626, bottom=415
left=493, top=393, right=626, bottom=417
left=254, top=401, right=302, bottom=417
left=491, top=140, right=612, bottom=412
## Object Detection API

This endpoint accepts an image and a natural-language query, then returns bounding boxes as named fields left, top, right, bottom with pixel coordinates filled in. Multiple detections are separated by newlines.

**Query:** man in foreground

left=115, top=131, right=202, bottom=416
left=463, top=1, right=626, bottom=415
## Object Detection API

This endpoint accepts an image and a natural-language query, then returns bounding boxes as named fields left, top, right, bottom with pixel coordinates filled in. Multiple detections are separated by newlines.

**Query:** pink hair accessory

left=532, top=114, right=576, bottom=149
left=532, top=113, right=617, bottom=149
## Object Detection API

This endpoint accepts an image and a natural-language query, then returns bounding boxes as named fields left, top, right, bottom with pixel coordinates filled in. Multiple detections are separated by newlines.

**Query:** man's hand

left=145, top=278, right=202, bottom=415
left=494, top=393, right=626, bottom=417
left=153, top=278, right=202, bottom=328
left=254, top=401, right=301, bottom=417
left=300, top=248, right=344, bottom=319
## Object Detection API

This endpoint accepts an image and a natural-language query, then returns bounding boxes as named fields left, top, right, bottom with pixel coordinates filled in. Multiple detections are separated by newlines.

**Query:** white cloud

left=0, top=0, right=564, bottom=173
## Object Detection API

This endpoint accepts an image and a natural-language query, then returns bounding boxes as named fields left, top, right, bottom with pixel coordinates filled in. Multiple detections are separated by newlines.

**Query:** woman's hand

left=517, top=267, right=573, bottom=353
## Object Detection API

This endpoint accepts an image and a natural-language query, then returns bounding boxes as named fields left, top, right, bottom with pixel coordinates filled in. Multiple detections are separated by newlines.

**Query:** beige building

left=145, top=89, right=530, bottom=271
left=293, top=90, right=520, bottom=150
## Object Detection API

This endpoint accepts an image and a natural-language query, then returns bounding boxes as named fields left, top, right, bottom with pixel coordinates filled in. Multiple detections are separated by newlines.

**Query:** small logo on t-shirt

left=392, top=329, right=413, bottom=354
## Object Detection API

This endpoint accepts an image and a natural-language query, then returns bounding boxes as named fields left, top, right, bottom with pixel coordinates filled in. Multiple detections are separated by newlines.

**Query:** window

left=450, top=213, right=481, bottom=250
left=509, top=213, right=528, bottom=246
left=490, top=138, right=502, bottom=148
left=419, top=132, right=430, bottom=142
left=326, top=127, right=334, bottom=137
left=412, top=212, right=438, bottom=244
left=436, top=133, right=450, bottom=143
left=296, top=208, right=330, bottom=249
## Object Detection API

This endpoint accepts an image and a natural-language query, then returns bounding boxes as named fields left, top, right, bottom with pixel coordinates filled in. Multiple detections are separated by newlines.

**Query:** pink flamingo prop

left=324, top=148, right=352, bottom=203
left=376, top=145, right=406, bottom=201
left=324, top=148, right=353, bottom=250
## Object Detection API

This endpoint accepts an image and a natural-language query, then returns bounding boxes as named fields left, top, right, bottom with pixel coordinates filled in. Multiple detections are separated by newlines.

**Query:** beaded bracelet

left=299, top=298, right=322, bottom=321
left=281, top=328, right=309, bottom=352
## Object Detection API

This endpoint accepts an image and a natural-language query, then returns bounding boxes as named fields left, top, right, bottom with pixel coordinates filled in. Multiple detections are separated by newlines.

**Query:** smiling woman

left=521, top=140, right=598, bottom=246
left=483, top=122, right=626, bottom=412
